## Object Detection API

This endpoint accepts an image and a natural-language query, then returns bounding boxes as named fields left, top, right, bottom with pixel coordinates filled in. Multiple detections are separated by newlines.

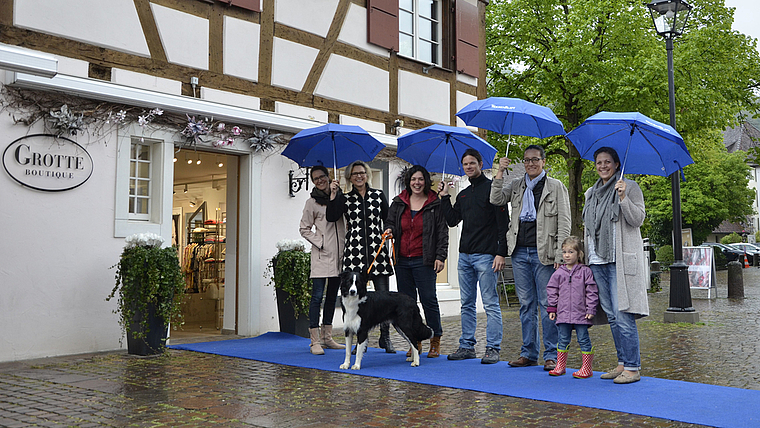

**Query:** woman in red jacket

left=384, top=165, right=448, bottom=357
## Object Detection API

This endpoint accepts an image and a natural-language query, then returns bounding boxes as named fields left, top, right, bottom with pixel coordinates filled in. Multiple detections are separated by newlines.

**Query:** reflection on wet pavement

left=2, top=268, right=757, bottom=427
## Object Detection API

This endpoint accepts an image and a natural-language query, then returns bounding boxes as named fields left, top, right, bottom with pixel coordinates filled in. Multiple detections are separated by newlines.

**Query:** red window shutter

left=230, top=0, right=260, bottom=12
left=456, top=0, right=479, bottom=77
left=367, top=0, right=399, bottom=51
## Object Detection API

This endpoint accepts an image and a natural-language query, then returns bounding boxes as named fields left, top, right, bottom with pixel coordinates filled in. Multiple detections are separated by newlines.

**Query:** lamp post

left=646, top=0, right=699, bottom=323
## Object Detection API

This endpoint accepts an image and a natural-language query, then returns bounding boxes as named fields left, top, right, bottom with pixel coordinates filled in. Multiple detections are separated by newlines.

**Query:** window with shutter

left=455, top=0, right=479, bottom=77
left=399, top=0, right=441, bottom=65
left=368, top=0, right=400, bottom=51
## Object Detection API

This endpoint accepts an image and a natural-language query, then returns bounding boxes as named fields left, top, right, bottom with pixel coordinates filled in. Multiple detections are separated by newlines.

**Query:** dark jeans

left=371, top=274, right=390, bottom=292
left=395, top=257, right=443, bottom=336
left=309, top=277, right=340, bottom=329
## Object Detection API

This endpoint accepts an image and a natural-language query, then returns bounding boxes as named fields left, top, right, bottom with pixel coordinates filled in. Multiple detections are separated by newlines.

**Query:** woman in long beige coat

left=583, top=147, right=649, bottom=384
left=299, top=166, right=346, bottom=355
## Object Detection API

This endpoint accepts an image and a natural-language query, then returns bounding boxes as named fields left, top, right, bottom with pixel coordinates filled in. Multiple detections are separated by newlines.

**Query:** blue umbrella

left=396, top=124, right=498, bottom=176
left=456, top=97, right=565, bottom=157
left=566, top=111, right=693, bottom=177
left=281, top=123, right=385, bottom=176
left=456, top=97, right=565, bottom=138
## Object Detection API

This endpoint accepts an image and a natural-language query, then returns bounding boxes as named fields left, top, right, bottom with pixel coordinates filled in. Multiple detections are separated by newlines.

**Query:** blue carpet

left=170, top=332, right=758, bottom=428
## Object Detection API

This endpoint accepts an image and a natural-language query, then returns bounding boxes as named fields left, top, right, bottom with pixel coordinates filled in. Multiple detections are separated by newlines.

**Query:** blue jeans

left=457, top=253, right=502, bottom=350
left=308, top=277, right=340, bottom=328
left=396, top=257, right=443, bottom=336
left=557, top=323, right=592, bottom=353
left=511, top=246, right=558, bottom=361
left=590, top=263, right=641, bottom=370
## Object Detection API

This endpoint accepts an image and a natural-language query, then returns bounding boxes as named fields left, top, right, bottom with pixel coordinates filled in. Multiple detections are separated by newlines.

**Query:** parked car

left=728, top=242, right=760, bottom=256
left=699, top=242, right=743, bottom=269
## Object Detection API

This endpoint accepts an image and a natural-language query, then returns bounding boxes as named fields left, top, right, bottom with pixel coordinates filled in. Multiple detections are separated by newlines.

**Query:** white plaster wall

left=274, top=0, right=339, bottom=38
left=201, top=87, right=261, bottom=110
left=14, top=0, right=150, bottom=57
left=339, top=115, right=386, bottom=134
left=457, top=72, right=478, bottom=86
left=456, top=91, right=478, bottom=129
left=0, top=111, right=124, bottom=363
left=398, top=71, right=450, bottom=124
left=111, top=68, right=182, bottom=95
left=223, top=16, right=260, bottom=82
left=275, top=102, right=328, bottom=123
left=151, top=3, right=209, bottom=70
left=315, top=55, right=389, bottom=112
left=271, top=38, right=319, bottom=92
left=253, top=151, right=315, bottom=335
left=337, top=3, right=390, bottom=58
left=53, top=55, right=89, bottom=78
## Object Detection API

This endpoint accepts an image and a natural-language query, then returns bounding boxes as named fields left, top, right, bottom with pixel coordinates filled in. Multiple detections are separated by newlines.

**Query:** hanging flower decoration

left=211, top=122, right=238, bottom=148
left=105, top=110, right=128, bottom=125
left=2, top=87, right=295, bottom=154
left=181, top=114, right=209, bottom=149
left=47, top=104, right=84, bottom=137
left=246, top=127, right=283, bottom=153
left=137, top=108, right=164, bottom=128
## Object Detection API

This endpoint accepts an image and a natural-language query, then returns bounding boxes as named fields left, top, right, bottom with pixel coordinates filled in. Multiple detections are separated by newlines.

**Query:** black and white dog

left=339, top=271, right=433, bottom=370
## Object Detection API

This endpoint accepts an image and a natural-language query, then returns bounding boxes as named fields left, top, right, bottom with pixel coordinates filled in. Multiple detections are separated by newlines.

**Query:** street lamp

left=646, top=0, right=699, bottom=323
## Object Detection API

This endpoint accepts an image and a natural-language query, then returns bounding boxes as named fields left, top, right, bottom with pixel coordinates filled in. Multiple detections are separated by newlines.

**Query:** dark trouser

left=371, top=274, right=394, bottom=351
left=395, top=256, right=443, bottom=336
left=308, top=277, right=340, bottom=329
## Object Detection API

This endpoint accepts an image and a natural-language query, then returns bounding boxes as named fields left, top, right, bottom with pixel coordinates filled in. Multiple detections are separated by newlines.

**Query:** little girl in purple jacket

left=546, top=236, right=599, bottom=378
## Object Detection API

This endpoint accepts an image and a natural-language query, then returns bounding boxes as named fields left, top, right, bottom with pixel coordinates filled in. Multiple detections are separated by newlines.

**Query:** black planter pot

left=127, top=302, right=168, bottom=355
left=275, top=288, right=310, bottom=338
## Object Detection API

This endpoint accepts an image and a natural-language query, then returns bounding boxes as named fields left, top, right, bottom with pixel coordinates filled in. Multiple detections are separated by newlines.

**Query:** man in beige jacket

left=490, top=145, right=571, bottom=371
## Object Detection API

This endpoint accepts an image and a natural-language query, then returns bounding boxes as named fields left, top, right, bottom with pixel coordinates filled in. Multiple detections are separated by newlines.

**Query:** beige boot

left=320, top=325, right=345, bottom=349
left=428, top=336, right=441, bottom=358
left=309, top=328, right=324, bottom=355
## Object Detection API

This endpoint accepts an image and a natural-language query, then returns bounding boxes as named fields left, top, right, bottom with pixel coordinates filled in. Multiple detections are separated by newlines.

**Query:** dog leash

left=367, top=230, right=395, bottom=275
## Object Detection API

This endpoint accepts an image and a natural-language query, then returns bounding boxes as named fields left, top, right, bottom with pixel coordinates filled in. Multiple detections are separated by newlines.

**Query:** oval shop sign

left=3, top=134, right=93, bottom=192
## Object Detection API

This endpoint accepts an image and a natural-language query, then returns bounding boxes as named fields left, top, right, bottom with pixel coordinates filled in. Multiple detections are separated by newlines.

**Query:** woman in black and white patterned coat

left=327, top=160, right=396, bottom=353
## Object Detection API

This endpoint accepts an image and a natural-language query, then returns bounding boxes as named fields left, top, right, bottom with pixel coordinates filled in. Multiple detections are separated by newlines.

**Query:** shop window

left=129, top=142, right=152, bottom=220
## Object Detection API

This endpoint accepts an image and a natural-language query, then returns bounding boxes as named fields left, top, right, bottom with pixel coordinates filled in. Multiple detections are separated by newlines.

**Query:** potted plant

left=107, top=233, right=185, bottom=355
left=266, top=239, right=311, bottom=338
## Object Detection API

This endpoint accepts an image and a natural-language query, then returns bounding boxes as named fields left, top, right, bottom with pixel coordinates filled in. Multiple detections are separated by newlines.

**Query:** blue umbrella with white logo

left=566, top=111, right=693, bottom=177
left=456, top=97, right=565, bottom=157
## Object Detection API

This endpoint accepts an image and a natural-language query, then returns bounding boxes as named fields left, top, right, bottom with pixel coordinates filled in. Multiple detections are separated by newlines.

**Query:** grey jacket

left=584, top=178, right=649, bottom=317
left=490, top=175, right=571, bottom=265
left=299, top=198, right=346, bottom=278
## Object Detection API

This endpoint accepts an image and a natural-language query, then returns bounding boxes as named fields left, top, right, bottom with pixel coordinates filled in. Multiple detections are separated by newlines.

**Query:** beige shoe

left=600, top=366, right=624, bottom=379
left=613, top=371, right=641, bottom=384
left=320, top=325, right=345, bottom=349
left=309, top=328, right=324, bottom=355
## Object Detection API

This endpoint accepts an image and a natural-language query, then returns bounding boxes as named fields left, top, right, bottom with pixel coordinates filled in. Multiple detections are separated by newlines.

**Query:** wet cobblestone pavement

left=2, top=268, right=758, bottom=427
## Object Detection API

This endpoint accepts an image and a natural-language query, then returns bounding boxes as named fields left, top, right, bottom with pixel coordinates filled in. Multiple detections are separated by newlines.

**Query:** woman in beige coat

left=299, top=166, right=347, bottom=355
left=583, top=147, right=649, bottom=384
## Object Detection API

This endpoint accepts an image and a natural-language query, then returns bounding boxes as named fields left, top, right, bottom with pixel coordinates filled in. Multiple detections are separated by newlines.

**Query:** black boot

left=379, top=324, right=396, bottom=353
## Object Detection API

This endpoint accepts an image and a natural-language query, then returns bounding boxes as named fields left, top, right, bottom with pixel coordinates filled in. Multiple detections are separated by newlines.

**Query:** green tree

left=486, top=0, right=760, bottom=236
left=639, top=136, right=754, bottom=246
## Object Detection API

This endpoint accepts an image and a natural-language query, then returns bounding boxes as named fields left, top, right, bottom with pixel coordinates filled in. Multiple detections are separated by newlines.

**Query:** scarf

left=583, top=171, right=620, bottom=262
left=311, top=187, right=330, bottom=206
left=519, top=170, right=546, bottom=222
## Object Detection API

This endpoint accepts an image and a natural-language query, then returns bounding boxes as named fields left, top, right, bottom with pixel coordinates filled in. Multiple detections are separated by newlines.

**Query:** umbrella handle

left=332, top=136, right=338, bottom=181
left=504, top=136, right=512, bottom=159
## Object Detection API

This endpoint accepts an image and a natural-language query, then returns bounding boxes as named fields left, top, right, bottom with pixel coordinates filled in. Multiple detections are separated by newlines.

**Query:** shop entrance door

left=172, top=150, right=237, bottom=340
